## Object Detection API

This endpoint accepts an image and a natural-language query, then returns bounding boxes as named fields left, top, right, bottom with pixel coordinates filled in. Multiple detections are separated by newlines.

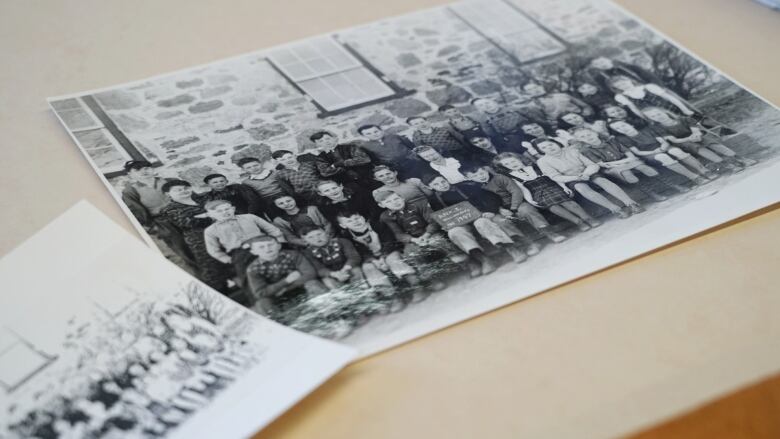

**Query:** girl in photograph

left=493, top=152, right=599, bottom=231
left=519, top=120, right=557, bottom=158
left=555, top=111, right=609, bottom=145
left=533, top=138, right=644, bottom=217
left=607, top=118, right=714, bottom=185
left=572, top=127, right=680, bottom=201
left=600, top=104, right=648, bottom=130
left=641, top=107, right=758, bottom=171
left=610, top=75, right=699, bottom=120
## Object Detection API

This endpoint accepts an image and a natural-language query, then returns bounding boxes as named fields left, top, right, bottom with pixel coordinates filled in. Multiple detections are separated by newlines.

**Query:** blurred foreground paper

left=0, top=201, right=355, bottom=438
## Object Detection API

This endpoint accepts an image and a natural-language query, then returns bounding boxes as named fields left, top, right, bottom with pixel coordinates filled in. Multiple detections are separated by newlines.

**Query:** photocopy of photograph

left=0, top=202, right=355, bottom=438
left=50, top=0, right=780, bottom=354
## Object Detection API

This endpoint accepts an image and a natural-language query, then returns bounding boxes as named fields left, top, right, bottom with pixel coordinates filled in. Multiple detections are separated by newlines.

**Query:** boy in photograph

left=370, top=165, right=431, bottom=208
left=238, top=157, right=293, bottom=207
left=121, top=160, right=194, bottom=269
left=159, top=180, right=232, bottom=291
left=439, top=104, right=487, bottom=139
left=356, top=124, right=426, bottom=177
left=299, top=226, right=364, bottom=290
left=271, top=194, right=334, bottom=248
left=245, top=236, right=327, bottom=316
left=522, top=81, right=594, bottom=126
left=203, top=199, right=286, bottom=302
left=412, top=145, right=467, bottom=184
left=335, top=210, right=436, bottom=303
left=407, top=115, right=468, bottom=158
left=315, top=179, right=379, bottom=224
left=461, top=164, right=567, bottom=243
left=471, top=97, right=540, bottom=157
left=193, top=173, right=262, bottom=215
left=272, top=149, right=321, bottom=202
left=423, top=174, right=537, bottom=265
left=375, top=190, right=474, bottom=276
left=309, top=131, right=374, bottom=183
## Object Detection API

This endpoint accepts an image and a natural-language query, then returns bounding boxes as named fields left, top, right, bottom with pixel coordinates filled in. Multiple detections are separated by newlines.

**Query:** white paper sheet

left=0, top=201, right=355, bottom=438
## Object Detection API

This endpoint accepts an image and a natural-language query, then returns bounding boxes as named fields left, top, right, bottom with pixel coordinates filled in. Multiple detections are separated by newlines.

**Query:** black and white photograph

left=49, top=0, right=780, bottom=353
left=0, top=203, right=355, bottom=439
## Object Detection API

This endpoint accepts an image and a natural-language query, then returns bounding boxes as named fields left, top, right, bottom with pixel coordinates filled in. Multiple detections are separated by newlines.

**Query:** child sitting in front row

left=493, top=152, right=598, bottom=231
left=608, top=118, right=713, bottom=185
left=244, top=236, right=327, bottom=317
left=300, top=226, right=364, bottom=290
left=534, top=137, right=643, bottom=218
left=572, top=127, right=680, bottom=201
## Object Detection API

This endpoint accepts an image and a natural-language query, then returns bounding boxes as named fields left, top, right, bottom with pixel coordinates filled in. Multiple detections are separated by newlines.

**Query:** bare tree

left=646, top=43, right=712, bottom=100
left=183, top=282, right=228, bottom=324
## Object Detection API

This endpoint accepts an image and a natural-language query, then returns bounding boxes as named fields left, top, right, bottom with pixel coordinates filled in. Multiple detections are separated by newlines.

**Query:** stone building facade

left=66, top=0, right=721, bottom=192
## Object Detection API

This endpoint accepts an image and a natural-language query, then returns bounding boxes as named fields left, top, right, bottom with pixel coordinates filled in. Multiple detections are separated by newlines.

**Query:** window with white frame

left=50, top=98, right=136, bottom=174
left=450, top=0, right=567, bottom=63
left=267, top=36, right=398, bottom=113
left=0, top=329, right=55, bottom=393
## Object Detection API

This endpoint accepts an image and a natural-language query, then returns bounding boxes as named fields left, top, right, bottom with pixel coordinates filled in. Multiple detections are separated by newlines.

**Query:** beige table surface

left=1, top=0, right=779, bottom=438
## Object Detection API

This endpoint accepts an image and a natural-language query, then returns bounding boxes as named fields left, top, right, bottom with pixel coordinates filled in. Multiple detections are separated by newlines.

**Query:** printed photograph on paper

left=49, top=0, right=780, bottom=353
left=0, top=203, right=354, bottom=438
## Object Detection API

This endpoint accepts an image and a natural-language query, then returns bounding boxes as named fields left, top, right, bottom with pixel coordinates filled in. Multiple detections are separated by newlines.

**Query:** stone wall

left=93, top=0, right=711, bottom=193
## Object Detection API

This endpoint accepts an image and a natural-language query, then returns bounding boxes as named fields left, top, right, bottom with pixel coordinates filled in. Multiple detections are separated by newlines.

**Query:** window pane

left=269, top=36, right=361, bottom=81
left=0, top=342, right=50, bottom=390
left=298, top=78, right=342, bottom=110
left=450, top=0, right=565, bottom=62
left=298, top=68, right=394, bottom=111
left=74, top=129, right=131, bottom=172
left=51, top=98, right=102, bottom=131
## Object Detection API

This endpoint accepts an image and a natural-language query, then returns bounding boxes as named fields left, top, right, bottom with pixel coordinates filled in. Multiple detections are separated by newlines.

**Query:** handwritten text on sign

left=430, top=201, right=482, bottom=229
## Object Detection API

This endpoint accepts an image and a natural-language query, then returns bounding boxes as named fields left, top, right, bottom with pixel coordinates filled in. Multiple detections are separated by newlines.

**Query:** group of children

left=121, top=56, right=758, bottom=331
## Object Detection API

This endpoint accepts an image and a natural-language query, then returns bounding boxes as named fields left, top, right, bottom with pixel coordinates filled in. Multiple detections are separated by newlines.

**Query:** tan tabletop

left=1, top=0, right=779, bottom=437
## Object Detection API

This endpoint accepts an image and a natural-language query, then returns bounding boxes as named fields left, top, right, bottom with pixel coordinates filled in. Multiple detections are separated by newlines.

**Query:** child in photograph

left=574, top=82, right=615, bottom=109
left=461, top=164, right=567, bottom=243
left=572, top=127, right=678, bottom=201
left=518, top=121, right=557, bottom=158
left=238, top=157, right=293, bottom=207
left=471, top=97, right=541, bottom=157
left=271, top=194, right=334, bottom=248
left=642, top=107, right=757, bottom=171
left=121, top=160, right=193, bottom=269
left=610, top=75, right=701, bottom=121
left=534, top=137, right=643, bottom=218
left=308, top=131, right=374, bottom=184
left=193, top=173, right=262, bottom=216
left=423, top=174, right=537, bottom=264
left=439, top=104, right=487, bottom=139
left=408, top=115, right=469, bottom=159
left=587, top=56, right=663, bottom=90
left=522, top=81, right=594, bottom=125
left=375, top=190, right=469, bottom=270
left=493, top=152, right=599, bottom=231
left=203, top=199, right=286, bottom=302
left=607, top=118, right=713, bottom=185
left=315, top=179, right=379, bottom=223
left=299, top=226, right=364, bottom=290
left=601, top=104, right=648, bottom=130
left=159, top=180, right=230, bottom=291
left=555, top=111, right=609, bottom=145
left=335, top=210, right=433, bottom=303
left=463, top=135, right=503, bottom=165
left=370, top=164, right=432, bottom=208
left=272, top=149, right=322, bottom=201
left=356, top=124, right=426, bottom=178
left=244, top=236, right=327, bottom=316
left=413, top=145, right=467, bottom=184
